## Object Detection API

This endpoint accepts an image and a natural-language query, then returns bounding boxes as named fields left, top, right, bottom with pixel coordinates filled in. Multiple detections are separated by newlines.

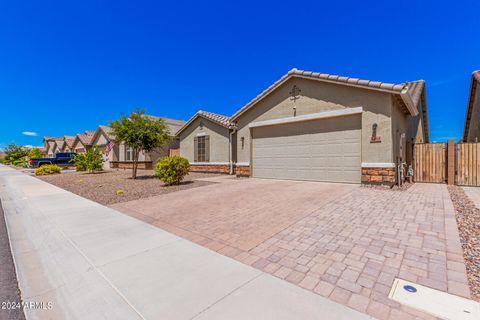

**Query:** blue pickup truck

left=29, top=152, right=77, bottom=168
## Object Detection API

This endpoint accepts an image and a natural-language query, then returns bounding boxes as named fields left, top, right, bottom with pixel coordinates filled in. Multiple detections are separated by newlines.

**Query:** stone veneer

left=190, top=164, right=230, bottom=174
left=361, top=167, right=396, bottom=184
left=110, top=161, right=153, bottom=170
left=235, top=165, right=251, bottom=177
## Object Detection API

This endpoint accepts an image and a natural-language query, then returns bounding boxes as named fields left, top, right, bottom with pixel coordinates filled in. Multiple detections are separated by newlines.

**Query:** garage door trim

left=249, top=106, right=363, bottom=128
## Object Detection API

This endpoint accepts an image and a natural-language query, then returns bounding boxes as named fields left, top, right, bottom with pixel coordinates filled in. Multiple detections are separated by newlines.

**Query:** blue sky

left=1, top=0, right=479, bottom=149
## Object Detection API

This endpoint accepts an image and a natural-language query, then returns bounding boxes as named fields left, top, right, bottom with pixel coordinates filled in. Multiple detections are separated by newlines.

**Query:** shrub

left=27, top=148, right=43, bottom=159
left=72, top=146, right=103, bottom=173
left=35, top=164, right=61, bottom=175
left=155, top=156, right=190, bottom=185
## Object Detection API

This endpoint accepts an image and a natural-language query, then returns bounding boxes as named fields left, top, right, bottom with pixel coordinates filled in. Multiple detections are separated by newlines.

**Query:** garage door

left=252, top=114, right=361, bottom=183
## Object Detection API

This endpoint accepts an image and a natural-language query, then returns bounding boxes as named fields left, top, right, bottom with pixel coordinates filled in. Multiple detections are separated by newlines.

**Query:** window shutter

left=205, top=135, right=210, bottom=162
left=194, top=136, right=198, bottom=162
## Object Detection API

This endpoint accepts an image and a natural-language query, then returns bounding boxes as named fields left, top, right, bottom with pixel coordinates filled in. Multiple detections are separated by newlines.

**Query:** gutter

left=229, top=127, right=237, bottom=175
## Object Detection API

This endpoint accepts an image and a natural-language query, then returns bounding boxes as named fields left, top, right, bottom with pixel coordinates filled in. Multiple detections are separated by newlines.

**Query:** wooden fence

left=413, top=143, right=446, bottom=183
left=457, top=143, right=480, bottom=186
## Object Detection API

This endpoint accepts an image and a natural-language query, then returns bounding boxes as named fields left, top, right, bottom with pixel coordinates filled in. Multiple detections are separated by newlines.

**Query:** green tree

left=72, top=146, right=104, bottom=173
left=110, top=110, right=171, bottom=179
left=27, top=147, right=43, bottom=159
left=4, top=144, right=28, bottom=164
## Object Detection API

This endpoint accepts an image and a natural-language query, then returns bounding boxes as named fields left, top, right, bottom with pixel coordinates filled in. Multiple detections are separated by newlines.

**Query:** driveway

left=112, top=177, right=471, bottom=320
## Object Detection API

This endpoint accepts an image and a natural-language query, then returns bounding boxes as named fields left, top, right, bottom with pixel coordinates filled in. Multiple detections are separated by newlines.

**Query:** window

left=125, top=146, right=133, bottom=161
left=197, top=136, right=206, bottom=162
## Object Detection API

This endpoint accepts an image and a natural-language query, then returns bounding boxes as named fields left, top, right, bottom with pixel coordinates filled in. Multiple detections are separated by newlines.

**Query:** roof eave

left=463, top=71, right=480, bottom=142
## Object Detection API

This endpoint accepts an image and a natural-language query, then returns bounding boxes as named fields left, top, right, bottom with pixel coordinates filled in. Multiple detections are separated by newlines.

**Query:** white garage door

left=252, top=114, right=361, bottom=183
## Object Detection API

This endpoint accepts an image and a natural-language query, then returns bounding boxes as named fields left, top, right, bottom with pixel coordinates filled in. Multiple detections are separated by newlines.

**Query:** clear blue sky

left=1, top=0, right=479, bottom=149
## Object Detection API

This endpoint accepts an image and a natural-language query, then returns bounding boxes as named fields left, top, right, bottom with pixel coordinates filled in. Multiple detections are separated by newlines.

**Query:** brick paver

left=112, top=180, right=470, bottom=320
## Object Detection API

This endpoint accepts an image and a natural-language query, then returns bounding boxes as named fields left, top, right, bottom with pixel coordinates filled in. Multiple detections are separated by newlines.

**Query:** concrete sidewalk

left=0, top=165, right=371, bottom=320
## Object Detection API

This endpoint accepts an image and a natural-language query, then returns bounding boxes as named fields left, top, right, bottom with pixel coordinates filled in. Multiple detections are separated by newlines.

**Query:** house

left=71, top=131, right=95, bottom=153
left=62, top=136, right=75, bottom=152
left=177, top=111, right=236, bottom=173
left=463, top=71, right=480, bottom=142
left=43, top=137, right=64, bottom=157
left=178, top=68, right=429, bottom=184
left=91, top=117, right=186, bottom=170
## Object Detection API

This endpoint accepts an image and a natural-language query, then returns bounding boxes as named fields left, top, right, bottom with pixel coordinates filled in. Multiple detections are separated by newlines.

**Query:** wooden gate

left=413, top=143, right=446, bottom=183
left=457, top=143, right=480, bottom=186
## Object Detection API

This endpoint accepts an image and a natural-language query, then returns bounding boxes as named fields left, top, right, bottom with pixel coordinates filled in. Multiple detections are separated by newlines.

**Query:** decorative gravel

left=36, top=170, right=218, bottom=205
left=448, top=185, right=480, bottom=301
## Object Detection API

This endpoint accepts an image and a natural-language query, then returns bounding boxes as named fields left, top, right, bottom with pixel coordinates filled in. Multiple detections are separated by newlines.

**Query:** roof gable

left=463, top=71, right=480, bottom=141
left=231, top=68, right=424, bottom=121
left=176, top=111, right=233, bottom=136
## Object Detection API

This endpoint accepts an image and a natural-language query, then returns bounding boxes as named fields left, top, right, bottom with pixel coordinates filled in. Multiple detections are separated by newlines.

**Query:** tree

left=109, top=110, right=171, bottom=179
left=27, top=147, right=43, bottom=159
left=4, top=144, right=28, bottom=164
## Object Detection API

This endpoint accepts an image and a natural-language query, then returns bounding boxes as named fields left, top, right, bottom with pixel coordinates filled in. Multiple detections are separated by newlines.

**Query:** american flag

left=104, top=140, right=115, bottom=155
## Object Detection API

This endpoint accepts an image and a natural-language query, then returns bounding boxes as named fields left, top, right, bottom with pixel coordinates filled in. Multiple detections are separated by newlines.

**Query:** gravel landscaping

left=36, top=170, right=218, bottom=205
left=448, top=185, right=480, bottom=301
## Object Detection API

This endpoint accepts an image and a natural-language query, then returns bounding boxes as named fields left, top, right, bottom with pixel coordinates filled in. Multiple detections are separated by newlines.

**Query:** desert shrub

left=3, top=144, right=28, bottom=165
left=72, top=153, right=87, bottom=171
left=35, top=164, right=61, bottom=175
left=27, top=148, right=43, bottom=159
left=72, top=147, right=103, bottom=173
left=12, top=158, right=28, bottom=167
left=155, top=156, right=190, bottom=185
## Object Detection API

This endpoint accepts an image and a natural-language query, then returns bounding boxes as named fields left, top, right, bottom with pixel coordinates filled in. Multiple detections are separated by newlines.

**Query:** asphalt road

left=0, top=200, right=25, bottom=320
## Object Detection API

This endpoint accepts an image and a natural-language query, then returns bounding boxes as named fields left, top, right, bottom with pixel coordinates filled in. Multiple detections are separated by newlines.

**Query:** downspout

left=229, top=127, right=237, bottom=175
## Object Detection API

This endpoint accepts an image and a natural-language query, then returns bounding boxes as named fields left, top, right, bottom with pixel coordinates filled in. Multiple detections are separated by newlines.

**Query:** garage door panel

left=252, top=115, right=361, bottom=183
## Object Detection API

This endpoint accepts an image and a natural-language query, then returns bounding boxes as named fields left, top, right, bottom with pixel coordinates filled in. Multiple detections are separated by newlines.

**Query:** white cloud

left=22, top=131, right=38, bottom=136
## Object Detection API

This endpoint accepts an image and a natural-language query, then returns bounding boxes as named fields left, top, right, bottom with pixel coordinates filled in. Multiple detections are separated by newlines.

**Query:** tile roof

left=463, top=71, right=480, bottom=141
left=231, top=68, right=425, bottom=120
left=175, top=111, right=233, bottom=136
left=64, top=136, right=75, bottom=148
left=143, top=115, right=186, bottom=135
left=77, top=131, right=95, bottom=145
left=198, top=111, right=232, bottom=127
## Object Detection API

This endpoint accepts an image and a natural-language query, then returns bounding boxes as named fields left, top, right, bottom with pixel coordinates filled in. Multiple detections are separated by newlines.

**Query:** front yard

left=36, top=170, right=217, bottom=205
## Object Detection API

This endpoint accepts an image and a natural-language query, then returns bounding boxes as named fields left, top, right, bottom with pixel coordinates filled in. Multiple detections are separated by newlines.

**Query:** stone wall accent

left=190, top=164, right=230, bottom=174
left=236, top=165, right=251, bottom=177
left=361, top=167, right=395, bottom=184
left=110, top=161, right=153, bottom=170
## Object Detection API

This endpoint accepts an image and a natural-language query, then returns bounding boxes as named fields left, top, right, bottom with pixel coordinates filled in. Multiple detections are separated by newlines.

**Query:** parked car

left=29, top=152, right=77, bottom=168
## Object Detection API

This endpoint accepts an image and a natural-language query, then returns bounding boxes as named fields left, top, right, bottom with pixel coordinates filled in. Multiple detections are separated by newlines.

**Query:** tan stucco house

left=62, top=136, right=75, bottom=152
left=463, top=71, right=480, bottom=142
left=71, top=131, right=95, bottom=153
left=177, top=111, right=236, bottom=173
left=43, top=137, right=66, bottom=156
left=91, top=117, right=186, bottom=170
left=178, top=68, right=429, bottom=184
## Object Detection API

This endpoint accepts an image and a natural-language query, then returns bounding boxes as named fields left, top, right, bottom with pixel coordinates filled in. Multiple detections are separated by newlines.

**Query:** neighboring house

left=71, top=131, right=95, bottom=153
left=62, top=136, right=75, bottom=152
left=43, top=137, right=63, bottom=157
left=179, top=68, right=429, bottom=184
left=463, top=71, right=480, bottom=142
left=91, top=117, right=185, bottom=170
left=177, top=111, right=236, bottom=173
left=90, top=126, right=119, bottom=171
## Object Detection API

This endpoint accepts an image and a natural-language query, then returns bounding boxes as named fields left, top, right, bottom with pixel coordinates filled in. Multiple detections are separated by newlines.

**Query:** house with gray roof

left=91, top=116, right=186, bottom=170
left=178, top=68, right=429, bottom=184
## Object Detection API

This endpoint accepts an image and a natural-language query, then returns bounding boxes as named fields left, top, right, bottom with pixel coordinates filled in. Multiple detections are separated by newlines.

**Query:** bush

left=155, top=156, right=190, bottom=185
left=35, top=164, right=61, bottom=175
left=72, top=146, right=103, bottom=173
left=27, top=148, right=43, bottom=159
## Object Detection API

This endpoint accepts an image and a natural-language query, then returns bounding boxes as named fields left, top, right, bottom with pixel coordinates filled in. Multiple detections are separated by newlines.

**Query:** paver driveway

left=111, top=177, right=471, bottom=320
